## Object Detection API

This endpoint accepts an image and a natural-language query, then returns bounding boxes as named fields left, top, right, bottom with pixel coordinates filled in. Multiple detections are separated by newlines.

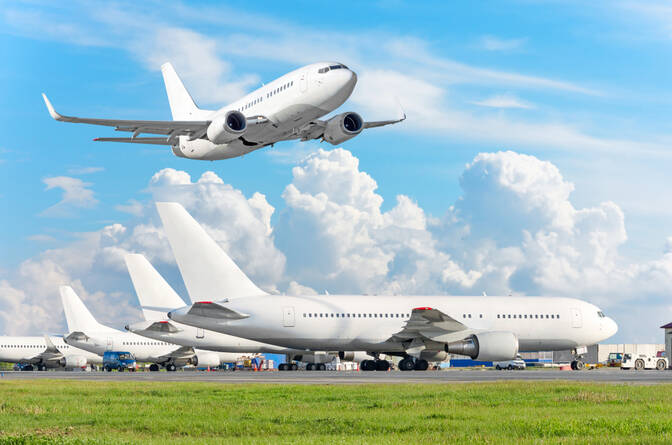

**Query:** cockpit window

left=319, top=64, right=348, bottom=74
left=318, top=67, right=329, bottom=74
left=597, top=311, right=605, bottom=318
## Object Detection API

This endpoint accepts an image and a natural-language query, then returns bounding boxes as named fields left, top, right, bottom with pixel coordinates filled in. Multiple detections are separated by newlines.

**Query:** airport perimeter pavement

left=1, top=368, right=671, bottom=384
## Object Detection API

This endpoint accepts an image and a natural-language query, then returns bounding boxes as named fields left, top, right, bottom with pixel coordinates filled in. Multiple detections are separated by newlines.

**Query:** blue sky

left=1, top=1, right=672, bottom=343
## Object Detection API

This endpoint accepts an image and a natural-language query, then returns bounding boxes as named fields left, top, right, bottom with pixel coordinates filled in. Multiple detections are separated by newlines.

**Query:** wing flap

left=389, top=307, right=471, bottom=355
left=93, top=137, right=174, bottom=145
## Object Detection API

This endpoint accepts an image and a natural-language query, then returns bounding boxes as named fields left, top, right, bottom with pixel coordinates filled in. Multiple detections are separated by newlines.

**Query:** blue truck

left=103, top=351, right=136, bottom=372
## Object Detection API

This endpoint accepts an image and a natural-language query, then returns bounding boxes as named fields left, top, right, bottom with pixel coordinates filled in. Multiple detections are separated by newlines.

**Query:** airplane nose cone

left=607, top=317, right=618, bottom=338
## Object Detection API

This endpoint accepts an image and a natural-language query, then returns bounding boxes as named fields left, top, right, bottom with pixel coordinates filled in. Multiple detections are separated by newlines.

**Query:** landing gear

left=360, top=360, right=377, bottom=371
left=37, top=364, right=47, bottom=371
left=414, top=359, right=429, bottom=371
left=278, top=363, right=288, bottom=371
left=149, top=364, right=160, bottom=372
left=375, top=360, right=390, bottom=371
left=399, top=357, right=415, bottom=371
left=290, top=363, right=298, bottom=371
left=306, top=363, right=314, bottom=371
left=166, top=364, right=177, bottom=372
left=570, top=360, right=585, bottom=370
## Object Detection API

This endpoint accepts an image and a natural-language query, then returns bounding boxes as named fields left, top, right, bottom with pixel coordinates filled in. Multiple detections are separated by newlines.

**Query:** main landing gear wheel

left=149, top=364, right=160, bottom=372
left=306, top=363, right=314, bottom=371
left=414, top=359, right=429, bottom=371
left=37, top=364, right=47, bottom=371
left=166, top=364, right=177, bottom=372
left=570, top=360, right=585, bottom=371
left=375, top=360, right=390, bottom=371
left=278, top=363, right=288, bottom=371
left=399, top=358, right=415, bottom=371
left=291, top=363, right=298, bottom=371
left=317, top=363, right=326, bottom=371
left=360, top=360, right=377, bottom=371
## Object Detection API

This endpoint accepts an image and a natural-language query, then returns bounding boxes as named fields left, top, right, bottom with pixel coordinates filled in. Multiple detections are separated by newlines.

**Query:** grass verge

left=0, top=380, right=670, bottom=444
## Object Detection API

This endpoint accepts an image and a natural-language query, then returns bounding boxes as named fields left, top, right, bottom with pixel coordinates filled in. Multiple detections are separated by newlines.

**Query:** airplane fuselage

left=0, top=336, right=102, bottom=366
left=173, top=62, right=357, bottom=160
left=170, top=295, right=618, bottom=354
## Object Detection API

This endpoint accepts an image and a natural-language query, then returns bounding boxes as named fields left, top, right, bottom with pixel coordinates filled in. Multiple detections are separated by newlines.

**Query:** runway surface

left=2, top=368, right=671, bottom=384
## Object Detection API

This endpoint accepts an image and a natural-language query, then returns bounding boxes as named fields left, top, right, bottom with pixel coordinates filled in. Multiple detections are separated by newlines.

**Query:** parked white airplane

left=124, top=252, right=366, bottom=369
left=42, top=62, right=404, bottom=161
left=157, top=202, right=618, bottom=371
left=0, top=335, right=101, bottom=371
left=59, top=286, right=234, bottom=371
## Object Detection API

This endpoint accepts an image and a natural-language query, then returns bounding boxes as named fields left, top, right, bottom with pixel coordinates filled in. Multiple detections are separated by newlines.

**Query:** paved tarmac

left=1, top=368, right=671, bottom=384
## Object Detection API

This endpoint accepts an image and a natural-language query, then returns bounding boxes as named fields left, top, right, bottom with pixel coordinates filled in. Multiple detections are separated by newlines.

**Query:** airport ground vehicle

left=103, top=351, right=136, bottom=372
left=494, top=358, right=526, bottom=370
left=621, top=352, right=667, bottom=370
left=606, top=352, right=623, bottom=367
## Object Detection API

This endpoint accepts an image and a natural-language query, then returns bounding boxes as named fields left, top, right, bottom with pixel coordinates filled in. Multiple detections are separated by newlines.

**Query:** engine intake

left=323, top=112, right=363, bottom=145
left=207, top=110, right=247, bottom=144
left=192, top=352, right=220, bottom=368
left=445, top=331, right=519, bottom=361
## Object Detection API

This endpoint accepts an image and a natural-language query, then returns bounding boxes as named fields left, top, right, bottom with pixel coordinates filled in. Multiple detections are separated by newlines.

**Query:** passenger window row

left=462, top=314, right=484, bottom=319
left=497, top=314, right=560, bottom=319
left=266, top=81, right=294, bottom=99
left=302, top=312, right=410, bottom=319
left=0, top=344, right=68, bottom=348
left=122, top=341, right=167, bottom=346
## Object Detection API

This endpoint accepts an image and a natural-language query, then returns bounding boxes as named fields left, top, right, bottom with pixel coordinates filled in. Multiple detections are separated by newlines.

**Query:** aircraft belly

left=518, top=338, right=578, bottom=351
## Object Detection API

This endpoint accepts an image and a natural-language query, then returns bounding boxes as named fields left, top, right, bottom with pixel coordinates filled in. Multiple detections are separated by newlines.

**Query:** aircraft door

left=300, top=72, right=308, bottom=93
left=282, top=306, right=296, bottom=327
left=570, top=308, right=582, bottom=328
left=196, top=328, right=205, bottom=339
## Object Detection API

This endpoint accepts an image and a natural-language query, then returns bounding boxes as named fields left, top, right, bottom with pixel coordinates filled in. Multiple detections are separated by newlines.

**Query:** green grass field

left=1, top=380, right=671, bottom=444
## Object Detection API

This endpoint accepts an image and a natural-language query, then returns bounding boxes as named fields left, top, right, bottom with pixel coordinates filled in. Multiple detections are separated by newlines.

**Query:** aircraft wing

left=363, top=114, right=406, bottom=129
left=42, top=94, right=210, bottom=144
left=297, top=113, right=406, bottom=142
left=389, top=307, right=474, bottom=357
left=155, top=345, right=196, bottom=363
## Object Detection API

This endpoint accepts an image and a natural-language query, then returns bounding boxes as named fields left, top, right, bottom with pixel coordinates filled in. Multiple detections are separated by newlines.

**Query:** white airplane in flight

left=0, top=335, right=101, bottom=371
left=42, top=62, right=404, bottom=161
left=157, top=202, right=619, bottom=371
left=59, top=286, right=234, bottom=371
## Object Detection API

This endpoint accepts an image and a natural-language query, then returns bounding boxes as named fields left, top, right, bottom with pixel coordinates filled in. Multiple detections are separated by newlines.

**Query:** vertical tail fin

left=124, top=254, right=187, bottom=321
left=155, top=202, right=268, bottom=302
left=161, top=62, right=206, bottom=120
left=59, top=286, right=118, bottom=334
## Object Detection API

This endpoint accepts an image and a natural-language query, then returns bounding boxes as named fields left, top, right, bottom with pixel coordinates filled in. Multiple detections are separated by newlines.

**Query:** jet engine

left=192, top=352, right=220, bottom=368
left=206, top=110, right=247, bottom=144
left=445, top=331, right=519, bottom=361
left=60, top=355, right=87, bottom=369
left=323, top=112, right=363, bottom=145
left=338, top=351, right=373, bottom=362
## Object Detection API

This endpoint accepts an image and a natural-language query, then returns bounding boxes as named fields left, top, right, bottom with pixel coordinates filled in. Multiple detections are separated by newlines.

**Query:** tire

left=399, top=358, right=415, bottom=371
left=306, top=363, right=314, bottom=371
left=634, top=359, right=645, bottom=371
left=278, top=363, right=287, bottom=371
left=495, top=365, right=501, bottom=370
left=118, top=367, right=124, bottom=372
left=149, top=364, right=159, bottom=372
left=167, top=364, right=177, bottom=372
left=575, top=360, right=585, bottom=371
left=656, top=360, right=667, bottom=371
left=375, top=360, right=390, bottom=371
left=570, top=360, right=577, bottom=370
left=507, top=364, right=513, bottom=370
left=291, top=363, right=298, bottom=371
left=360, top=360, right=374, bottom=371
left=318, top=363, right=326, bottom=371
left=414, top=359, right=429, bottom=371
left=105, top=366, right=111, bottom=372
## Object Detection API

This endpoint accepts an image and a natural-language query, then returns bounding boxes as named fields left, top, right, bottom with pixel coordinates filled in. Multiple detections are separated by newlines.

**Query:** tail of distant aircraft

left=160, top=63, right=211, bottom=121
left=124, top=254, right=187, bottom=320
left=155, top=202, right=268, bottom=302
left=59, top=286, right=119, bottom=334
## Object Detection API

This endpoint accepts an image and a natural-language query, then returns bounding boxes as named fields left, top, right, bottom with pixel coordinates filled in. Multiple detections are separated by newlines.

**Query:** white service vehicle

left=494, top=358, right=526, bottom=370
left=621, top=353, right=668, bottom=371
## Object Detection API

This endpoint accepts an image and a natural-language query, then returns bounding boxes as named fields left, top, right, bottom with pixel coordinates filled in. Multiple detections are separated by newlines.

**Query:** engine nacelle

left=445, top=331, right=519, bottom=361
left=60, top=355, right=87, bottom=369
left=206, top=110, right=247, bottom=144
left=323, top=112, right=363, bottom=145
left=338, top=351, right=373, bottom=362
left=192, top=352, right=220, bottom=368
left=420, top=350, right=448, bottom=362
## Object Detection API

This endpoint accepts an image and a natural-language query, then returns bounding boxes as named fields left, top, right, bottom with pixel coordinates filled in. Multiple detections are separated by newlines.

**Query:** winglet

left=42, top=93, right=64, bottom=121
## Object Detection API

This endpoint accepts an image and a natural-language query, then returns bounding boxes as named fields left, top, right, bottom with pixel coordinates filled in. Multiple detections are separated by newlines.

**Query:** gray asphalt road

left=2, top=368, right=671, bottom=384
